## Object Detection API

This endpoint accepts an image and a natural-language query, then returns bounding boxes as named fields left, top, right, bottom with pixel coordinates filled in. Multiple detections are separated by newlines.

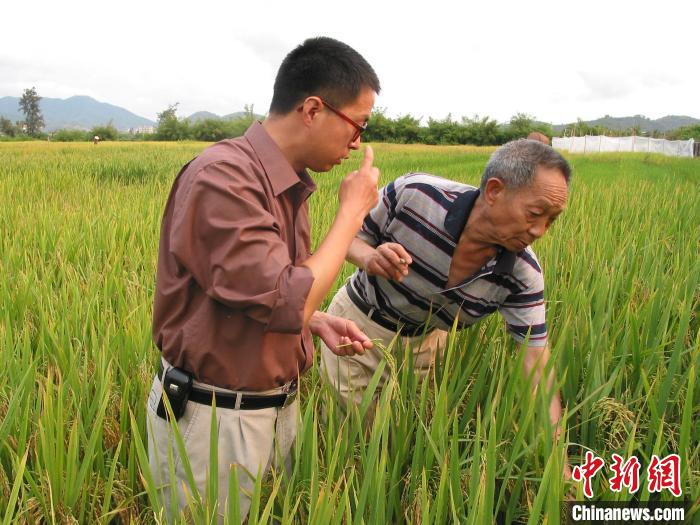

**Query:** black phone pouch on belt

left=156, top=367, right=193, bottom=421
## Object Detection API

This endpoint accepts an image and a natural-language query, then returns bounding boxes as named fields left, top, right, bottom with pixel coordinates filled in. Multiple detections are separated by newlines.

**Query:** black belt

left=345, top=283, right=426, bottom=337
left=158, top=363, right=297, bottom=410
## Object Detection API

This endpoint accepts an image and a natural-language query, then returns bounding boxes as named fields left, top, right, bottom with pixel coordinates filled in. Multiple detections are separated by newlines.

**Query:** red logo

left=647, top=454, right=682, bottom=497
left=572, top=451, right=606, bottom=498
left=572, top=453, right=683, bottom=498
left=608, top=453, right=641, bottom=493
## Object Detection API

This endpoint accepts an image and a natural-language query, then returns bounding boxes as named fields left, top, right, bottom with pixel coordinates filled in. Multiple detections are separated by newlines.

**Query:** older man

left=320, top=139, right=570, bottom=450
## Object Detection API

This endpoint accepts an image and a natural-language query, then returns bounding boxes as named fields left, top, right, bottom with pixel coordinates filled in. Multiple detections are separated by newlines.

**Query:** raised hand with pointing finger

left=300, top=143, right=383, bottom=324
left=338, top=145, right=380, bottom=221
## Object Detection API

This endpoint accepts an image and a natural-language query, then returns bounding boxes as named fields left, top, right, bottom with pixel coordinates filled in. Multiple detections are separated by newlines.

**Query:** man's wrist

left=308, top=310, right=327, bottom=334
left=360, top=250, right=374, bottom=272
left=335, top=206, right=365, bottom=232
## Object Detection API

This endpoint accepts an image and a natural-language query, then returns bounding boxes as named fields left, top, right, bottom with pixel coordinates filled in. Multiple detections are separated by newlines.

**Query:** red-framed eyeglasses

left=319, top=98, right=368, bottom=143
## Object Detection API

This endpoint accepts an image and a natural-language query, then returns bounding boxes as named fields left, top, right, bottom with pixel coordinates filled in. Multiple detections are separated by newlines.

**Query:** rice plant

left=0, top=141, right=697, bottom=523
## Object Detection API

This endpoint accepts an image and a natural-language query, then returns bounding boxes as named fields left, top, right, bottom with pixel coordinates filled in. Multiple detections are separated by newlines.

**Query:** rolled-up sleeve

left=169, top=161, right=314, bottom=333
left=499, top=272, right=548, bottom=348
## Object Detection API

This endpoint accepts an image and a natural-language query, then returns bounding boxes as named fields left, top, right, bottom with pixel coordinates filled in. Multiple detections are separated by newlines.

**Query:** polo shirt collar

left=244, top=121, right=316, bottom=197
left=444, top=188, right=479, bottom=240
left=492, top=248, right=516, bottom=274
left=443, top=187, right=517, bottom=275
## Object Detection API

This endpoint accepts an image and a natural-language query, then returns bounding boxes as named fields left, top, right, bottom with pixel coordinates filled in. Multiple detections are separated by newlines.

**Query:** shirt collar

left=492, top=248, right=516, bottom=274
left=244, top=121, right=316, bottom=197
left=443, top=187, right=517, bottom=275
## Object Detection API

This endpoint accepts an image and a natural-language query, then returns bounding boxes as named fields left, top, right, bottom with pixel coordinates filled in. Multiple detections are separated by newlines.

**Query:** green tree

left=461, top=115, right=505, bottom=145
left=0, top=117, right=17, bottom=137
left=227, top=116, right=255, bottom=138
left=562, top=118, right=598, bottom=137
left=362, top=108, right=395, bottom=142
left=53, top=129, right=88, bottom=142
left=668, top=124, right=700, bottom=141
left=393, top=114, right=421, bottom=143
left=235, top=105, right=257, bottom=133
left=629, top=124, right=642, bottom=136
left=424, top=114, right=461, bottom=145
left=504, top=113, right=553, bottom=141
left=156, top=103, right=190, bottom=140
left=191, top=118, right=231, bottom=142
left=18, top=86, right=45, bottom=136
left=243, top=103, right=255, bottom=120
left=90, top=123, right=118, bottom=141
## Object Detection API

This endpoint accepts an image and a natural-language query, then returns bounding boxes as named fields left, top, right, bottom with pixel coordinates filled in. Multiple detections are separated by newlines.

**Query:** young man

left=320, top=139, right=572, bottom=472
left=147, top=37, right=380, bottom=521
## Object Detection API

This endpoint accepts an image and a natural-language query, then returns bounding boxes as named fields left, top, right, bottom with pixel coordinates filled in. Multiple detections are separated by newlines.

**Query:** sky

left=1, top=0, right=698, bottom=125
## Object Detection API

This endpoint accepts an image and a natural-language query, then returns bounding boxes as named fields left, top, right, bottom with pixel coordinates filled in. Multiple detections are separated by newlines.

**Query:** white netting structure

left=552, top=136, right=695, bottom=157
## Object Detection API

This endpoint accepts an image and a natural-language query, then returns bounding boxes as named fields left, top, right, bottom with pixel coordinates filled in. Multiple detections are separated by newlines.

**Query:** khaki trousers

left=319, top=286, right=447, bottom=409
left=146, top=358, right=297, bottom=523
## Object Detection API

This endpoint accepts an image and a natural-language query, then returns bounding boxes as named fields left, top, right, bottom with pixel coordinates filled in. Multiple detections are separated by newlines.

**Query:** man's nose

left=528, top=220, right=547, bottom=239
left=349, top=134, right=361, bottom=150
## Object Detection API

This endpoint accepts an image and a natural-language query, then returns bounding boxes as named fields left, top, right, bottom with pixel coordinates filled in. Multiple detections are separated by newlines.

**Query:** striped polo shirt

left=348, top=173, right=548, bottom=347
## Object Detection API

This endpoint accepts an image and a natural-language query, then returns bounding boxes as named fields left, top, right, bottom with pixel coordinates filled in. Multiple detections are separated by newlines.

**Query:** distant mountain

left=652, top=115, right=700, bottom=131
left=185, top=111, right=222, bottom=123
left=0, top=95, right=155, bottom=131
left=185, top=110, right=262, bottom=122
left=553, top=114, right=700, bottom=133
left=222, top=111, right=253, bottom=120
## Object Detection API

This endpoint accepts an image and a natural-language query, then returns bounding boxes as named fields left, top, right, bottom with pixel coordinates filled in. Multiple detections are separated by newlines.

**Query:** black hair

left=269, top=37, right=380, bottom=115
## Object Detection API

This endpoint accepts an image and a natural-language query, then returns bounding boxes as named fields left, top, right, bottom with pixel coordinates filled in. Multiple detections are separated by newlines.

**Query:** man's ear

left=483, top=177, right=506, bottom=205
left=299, top=96, right=323, bottom=127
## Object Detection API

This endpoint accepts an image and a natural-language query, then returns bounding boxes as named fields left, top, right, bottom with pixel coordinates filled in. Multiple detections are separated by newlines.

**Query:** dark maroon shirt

left=153, top=122, right=316, bottom=390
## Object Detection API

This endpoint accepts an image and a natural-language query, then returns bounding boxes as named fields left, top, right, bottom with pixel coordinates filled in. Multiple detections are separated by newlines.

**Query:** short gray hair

left=479, top=139, right=571, bottom=192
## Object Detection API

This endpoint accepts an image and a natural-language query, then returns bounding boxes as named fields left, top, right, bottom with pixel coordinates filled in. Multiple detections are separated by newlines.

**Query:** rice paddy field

left=0, top=141, right=698, bottom=524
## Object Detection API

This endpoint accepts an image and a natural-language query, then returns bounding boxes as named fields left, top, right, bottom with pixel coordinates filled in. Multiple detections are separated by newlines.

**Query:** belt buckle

left=282, top=379, right=298, bottom=408
left=282, top=389, right=297, bottom=408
